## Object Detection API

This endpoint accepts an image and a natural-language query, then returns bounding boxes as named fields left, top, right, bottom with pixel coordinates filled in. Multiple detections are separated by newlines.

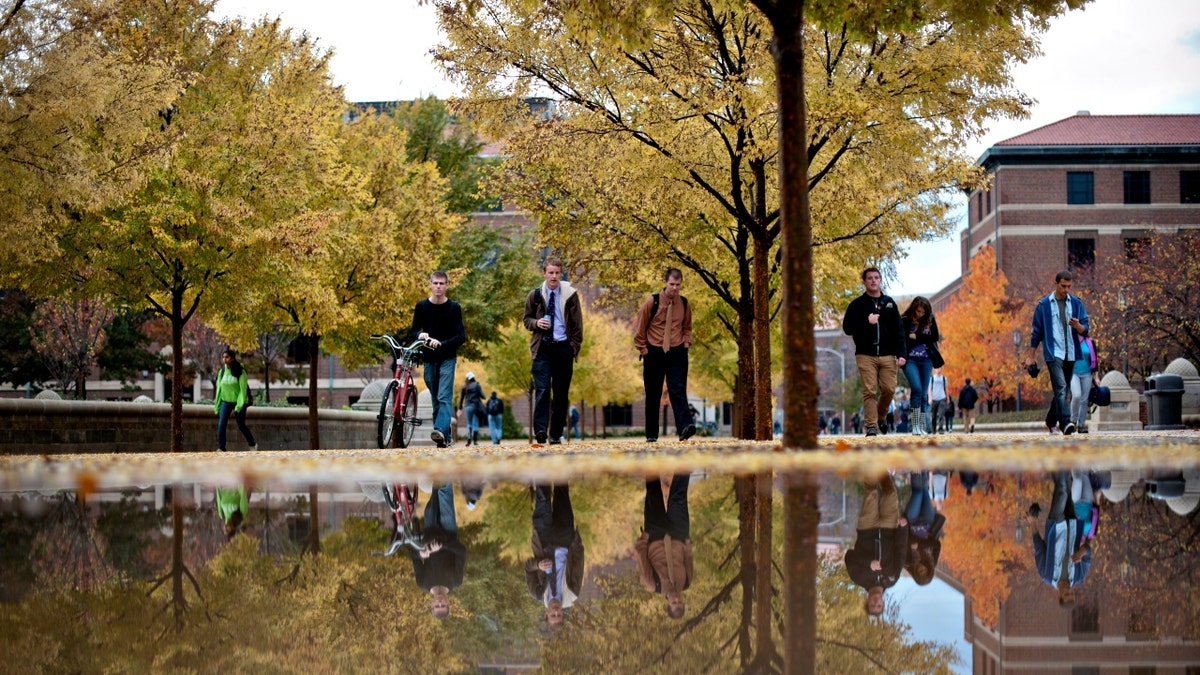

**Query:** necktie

left=547, top=290, right=556, bottom=337
left=663, top=299, right=673, bottom=353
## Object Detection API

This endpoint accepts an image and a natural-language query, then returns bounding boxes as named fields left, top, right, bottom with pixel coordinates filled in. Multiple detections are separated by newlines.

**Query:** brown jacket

left=633, top=532, right=693, bottom=594
left=523, top=281, right=584, bottom=360
left=524, top=528, right=585, bottom=601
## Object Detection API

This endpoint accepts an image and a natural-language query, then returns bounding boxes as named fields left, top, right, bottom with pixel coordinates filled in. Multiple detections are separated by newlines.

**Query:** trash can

left=1145, top=373, right=1185, bottom=430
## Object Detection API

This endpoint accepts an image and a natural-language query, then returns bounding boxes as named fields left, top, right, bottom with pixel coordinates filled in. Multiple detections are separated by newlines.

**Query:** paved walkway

left=1, top=430, right=1197, bottom=493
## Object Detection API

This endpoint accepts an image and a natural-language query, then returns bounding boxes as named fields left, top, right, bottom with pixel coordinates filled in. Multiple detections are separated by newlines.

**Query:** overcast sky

left=217, top=0, right=1200, bottom=296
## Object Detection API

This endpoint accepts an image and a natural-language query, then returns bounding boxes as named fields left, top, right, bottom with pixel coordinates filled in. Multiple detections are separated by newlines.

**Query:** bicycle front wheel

left=398, top=385, right=418, bottom=448
left=378, top=380, right=399, bottom=448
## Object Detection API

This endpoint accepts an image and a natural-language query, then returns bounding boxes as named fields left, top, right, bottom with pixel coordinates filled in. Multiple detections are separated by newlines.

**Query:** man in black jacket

left=409, top=483, right=467, bottom=619
left=958, top=378, right=980, bottom=433
left=845, top=472, right=907, bottom=615
left=842, top=267, right=907, bottom=436
left=408, top=271, right=467, bottom=448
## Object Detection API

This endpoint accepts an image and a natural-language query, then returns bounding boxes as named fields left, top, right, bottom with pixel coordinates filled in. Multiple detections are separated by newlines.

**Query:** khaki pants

left=857, top=477, right=899, bottom=530
left=856, top=355, right=898, bottom=431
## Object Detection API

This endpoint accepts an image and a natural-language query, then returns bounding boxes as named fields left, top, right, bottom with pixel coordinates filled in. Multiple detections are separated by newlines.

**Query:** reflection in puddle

left=1, top=466, right=1197, bottom=672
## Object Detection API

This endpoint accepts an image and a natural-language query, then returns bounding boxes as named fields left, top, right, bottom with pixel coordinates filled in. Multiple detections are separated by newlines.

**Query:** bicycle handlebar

left=370, top=334, right=429, bottom=359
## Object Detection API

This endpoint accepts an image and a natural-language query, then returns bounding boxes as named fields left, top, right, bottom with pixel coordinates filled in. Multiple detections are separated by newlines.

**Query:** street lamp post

left=1012, top=329, right=1022, bottom=412
left=1117, top=288, right=1128, bottom=377
left=816, top=346, right=846, bottom=430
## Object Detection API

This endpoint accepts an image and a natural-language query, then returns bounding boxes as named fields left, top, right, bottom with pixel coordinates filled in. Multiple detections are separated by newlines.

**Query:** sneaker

left=534, top=431, right=548, bottom=445
left=865, top=428, right=879, bottom=437
left=466, top=500, right=477, bottom=511
left=549, top=437, right=562, bottom=445
left=217, top=447, right=227, bottom=452
left=679, top=424, right=696, bottom=441
left=1079, top=424, right=1089, bottom=434
left=1063, top=422, right=1077, bottom=436
left=430, top=430, right=447, bottom=448
left=249, top=444, right=258, bottom=451
left=1048, top=425, right=1061, bottom=435
left=646, top=437, right=658, bottom=443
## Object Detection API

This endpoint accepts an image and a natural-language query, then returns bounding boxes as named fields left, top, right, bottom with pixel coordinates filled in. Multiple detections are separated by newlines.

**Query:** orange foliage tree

left=934, top=246, right=1030, bottom=406
left=937, top=473, right=1030, bottom=629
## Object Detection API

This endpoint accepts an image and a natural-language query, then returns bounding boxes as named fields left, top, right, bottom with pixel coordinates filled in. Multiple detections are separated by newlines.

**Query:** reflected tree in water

left=30, top=492, right=115, bottom=593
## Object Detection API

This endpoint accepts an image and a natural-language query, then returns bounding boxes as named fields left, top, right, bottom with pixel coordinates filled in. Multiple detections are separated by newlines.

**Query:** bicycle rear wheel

left=398, top=385, right=418, bottom=448
left=378, top=381, right=399, bottom=448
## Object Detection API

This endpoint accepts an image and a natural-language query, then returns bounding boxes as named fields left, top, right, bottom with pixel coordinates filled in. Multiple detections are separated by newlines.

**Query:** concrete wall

left=0, top=398, right=377, bottom=454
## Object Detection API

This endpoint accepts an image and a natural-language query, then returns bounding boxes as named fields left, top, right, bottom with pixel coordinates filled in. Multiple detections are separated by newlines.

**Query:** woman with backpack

left=1070, top=336, right=1099, bottom=433
left=214, top=349, right=256, bottom=452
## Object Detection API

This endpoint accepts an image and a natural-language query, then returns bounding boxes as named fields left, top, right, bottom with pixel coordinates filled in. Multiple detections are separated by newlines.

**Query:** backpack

left=486, top=397, right=502, bottom=415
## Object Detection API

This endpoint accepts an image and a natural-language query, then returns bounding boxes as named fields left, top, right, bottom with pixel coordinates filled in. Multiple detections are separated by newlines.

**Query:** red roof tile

left=995, top=113, right=1200, bottom=147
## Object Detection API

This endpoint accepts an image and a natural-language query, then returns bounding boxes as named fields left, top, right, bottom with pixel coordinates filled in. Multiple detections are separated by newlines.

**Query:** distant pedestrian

left=214, top=349, right=256, bottom=452
left=841, top=267, right=907, bottom=436
left=524, top=258, right=583, bottom=446
left=851, top=412, right=862, bottom=435
left=830, top=415, right=842, bottom=436
left=818, top=412, right=828, bottom=435
left=1025, top=270, right=1089, bottom=435
left=633, top=268, right=696, bottom=443
left=569, top=405, right=581, bottom=440
left=486, top=392, right=504, bottom=445
left=944, top=397, right=955, bottom=433
left=458, top=373, right=484, bottom=446
left=929, top=368, right=949, bottom=433
left=408, top=271, right=466, bottom=448
left=901, top=296, right=939, bottom=436
left=958, top=378, right=979, bottom=433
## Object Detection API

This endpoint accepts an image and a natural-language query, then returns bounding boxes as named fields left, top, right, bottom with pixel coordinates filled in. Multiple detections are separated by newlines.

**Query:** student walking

left=523, top=258, right=583, bottom=446
left=901, top=297, right=939, bottom=436
left=841, top=267, right=907, bottom=436
left=214, top=349, right=256, bottom=452
left=1025, top=270, right=1090, bottom=435
left=958, top=378, right=979, bottom=433
left=929, top=368, right=949, bottom=433
left=633, top=268, right=696, bottom=442
left=458, top=372, right=484, bottom=446
left=486, top=392, right=504, bottom=445
left=408, top=271, right=467, bottom=448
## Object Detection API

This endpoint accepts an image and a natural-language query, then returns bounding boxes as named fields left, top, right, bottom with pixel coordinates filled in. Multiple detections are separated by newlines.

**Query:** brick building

left=932, top=112, right=1200, bottom=312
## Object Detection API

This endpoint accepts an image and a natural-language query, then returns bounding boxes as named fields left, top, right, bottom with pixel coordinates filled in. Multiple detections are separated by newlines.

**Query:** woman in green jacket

left=215, top=349, right=256, bottom=452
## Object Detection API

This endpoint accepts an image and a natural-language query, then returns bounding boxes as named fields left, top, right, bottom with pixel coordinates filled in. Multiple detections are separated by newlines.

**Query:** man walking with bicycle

left=408, top=270, right=466, bottom=448
left=523, top=257, right=583, bottom=446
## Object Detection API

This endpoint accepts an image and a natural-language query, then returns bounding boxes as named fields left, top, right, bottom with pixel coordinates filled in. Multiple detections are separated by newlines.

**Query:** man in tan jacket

left=633, top=474, right=693, bottom=618
left=632, top=268, right=695, bottom=443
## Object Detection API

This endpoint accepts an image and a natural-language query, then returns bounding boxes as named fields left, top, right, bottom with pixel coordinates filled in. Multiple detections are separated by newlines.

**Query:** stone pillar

left=154, top=372, right=165, bottom=402
left=1092, top=370, right=1142, bottom=431
left=193, top=377, right=203, bottom=403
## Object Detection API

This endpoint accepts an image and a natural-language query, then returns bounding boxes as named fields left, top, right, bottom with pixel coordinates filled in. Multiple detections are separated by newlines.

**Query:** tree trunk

left=307, top=485, right=322, bottom=555
left=751, top=159, right=774, bottom=442
left=170, top=305, right=185, bottom=454
left=737, top=311, right=756, bottom=440
left=263, top=361, right=271, bottom=403
left=307, top=333, right=319, bottom=449
left=761, top=1, right=819, bottom=671
left=736, top=475, right=756, bottom=667
left=754, top=472, right=774, bottom=664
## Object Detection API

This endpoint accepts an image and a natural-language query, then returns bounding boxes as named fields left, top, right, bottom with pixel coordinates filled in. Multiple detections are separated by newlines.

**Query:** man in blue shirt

left=1025, top=270, right=1090, bottom=435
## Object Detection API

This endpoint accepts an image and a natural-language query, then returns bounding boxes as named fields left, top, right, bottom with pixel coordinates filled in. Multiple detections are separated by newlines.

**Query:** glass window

left=1067, top=172, right=1094, bottom=204
left=1181, top=170, right=1200, bottom=203
left=1124, top=171, right=1151, bottom=204
left=603, top=404, right=633, bottom=427
left=1068, top=238, right=1095, bottom=268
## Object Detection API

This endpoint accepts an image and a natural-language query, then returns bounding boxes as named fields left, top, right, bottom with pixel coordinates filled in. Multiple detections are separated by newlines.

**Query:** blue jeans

left=424, top=483, right=458, bottom=534
left=465, top=403, right=481, bottom=434
left=423, top=359, right=456, bottom=438
left=1045, top=358, right=1074, bottom=429
left=903, top=357, right=933, bottom=413
left=488, top=413, right=503, bottom=444
left=905, top=471, right=935, bottom=525
left=217, top=400, right=255, bottom=451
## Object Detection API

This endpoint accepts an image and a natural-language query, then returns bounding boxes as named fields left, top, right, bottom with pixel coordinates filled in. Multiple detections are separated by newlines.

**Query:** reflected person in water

left=903, top=472, right=945, bottom=586
left=216, top=483, right=250, bottom=541
left=1028, top=470, right=1092, bottom=607
left=633, top=474, right=693, bottom=619
left=525, top=483, right=585, bottom=627
left=845, top=472, right=907, bottom=615
left=410, top=482, right=467, bottom=619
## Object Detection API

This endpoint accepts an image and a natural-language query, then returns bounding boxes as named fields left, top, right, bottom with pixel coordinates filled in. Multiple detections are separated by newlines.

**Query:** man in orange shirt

left=633, top=474, right=694, bottom=618
left=633, top=268, right=695, bottom=443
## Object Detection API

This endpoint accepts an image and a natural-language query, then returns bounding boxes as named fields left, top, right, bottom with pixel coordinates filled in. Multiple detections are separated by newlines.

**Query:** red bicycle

left=372, top=482, right=425, bottom=556
left=370, top=334, right=428, bottom=448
